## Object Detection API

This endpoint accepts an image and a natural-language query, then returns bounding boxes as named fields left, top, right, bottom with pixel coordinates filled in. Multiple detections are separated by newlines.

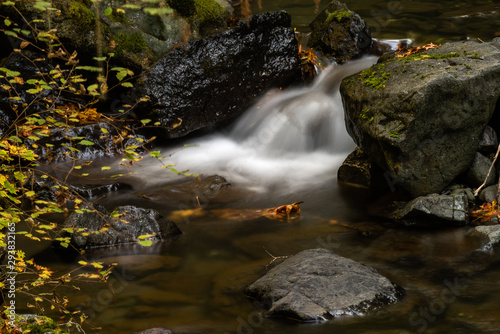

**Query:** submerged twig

left=263, top=247, right=289, bottom=267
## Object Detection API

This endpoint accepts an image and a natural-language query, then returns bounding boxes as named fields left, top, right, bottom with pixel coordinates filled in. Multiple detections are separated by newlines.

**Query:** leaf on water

left=168, top=202, right=303, bottom=223
left=138, top=239, right=153, bottom=247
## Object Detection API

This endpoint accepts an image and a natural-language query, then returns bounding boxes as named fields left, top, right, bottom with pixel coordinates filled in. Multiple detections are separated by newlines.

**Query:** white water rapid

left=141, top=56, right=378, bottom=192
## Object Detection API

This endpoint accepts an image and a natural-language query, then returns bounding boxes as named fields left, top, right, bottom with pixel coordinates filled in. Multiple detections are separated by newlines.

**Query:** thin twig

left=474, top=143, right=500, bottom=197
left=263, top=247, right=288, bottom=267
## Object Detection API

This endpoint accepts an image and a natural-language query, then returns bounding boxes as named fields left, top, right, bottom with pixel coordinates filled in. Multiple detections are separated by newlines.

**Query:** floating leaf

left=138, top=239, right=152, bottom=247
left=78, top=140, right=94, bottom=146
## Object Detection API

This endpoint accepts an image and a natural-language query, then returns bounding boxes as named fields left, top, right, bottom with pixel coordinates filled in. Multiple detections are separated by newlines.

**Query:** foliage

left=0, top=1, right=182, bottom=332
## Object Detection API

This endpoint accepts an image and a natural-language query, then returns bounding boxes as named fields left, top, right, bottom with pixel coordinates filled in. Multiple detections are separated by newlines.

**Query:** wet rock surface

left=137, top=11, right=302, bottom=138
left=31, top=121, right=146, bottom=162
left=60, top=205, right=181, bottom=249
left=390, top=193, right=469, bottom=226
left=469, top=225, right=500, bottom=251
left=245, top=248, right=402, bottom=321
left=465, top=152, right=496, bottom=188
left=338, top=147, right=387, bottom=191
left=341, top=39, right=500, bottom=197
left=307, top=0, right=372, bottom=64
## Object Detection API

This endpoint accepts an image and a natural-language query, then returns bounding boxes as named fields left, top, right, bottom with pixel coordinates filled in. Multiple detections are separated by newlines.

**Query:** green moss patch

left=115, top=32, right=147, bottom=54
left=168, top=0, right=225, bottom=21
left=326, top=9, right=352, bottom=23
left=67, top=0, right=96, bottom=34
left=361, top=68, right=391, bottom=90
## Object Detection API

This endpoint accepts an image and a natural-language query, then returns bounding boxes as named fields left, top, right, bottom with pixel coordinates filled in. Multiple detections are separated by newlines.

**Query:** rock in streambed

left=245, top=248, right=403, bottom=321
left=59, top=205, right=181, bottom=249
left=341, top=39, right=500, bottom=197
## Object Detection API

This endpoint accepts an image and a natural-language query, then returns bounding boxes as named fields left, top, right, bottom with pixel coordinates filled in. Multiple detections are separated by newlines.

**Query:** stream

left=21, top=1, right=500, bottom=333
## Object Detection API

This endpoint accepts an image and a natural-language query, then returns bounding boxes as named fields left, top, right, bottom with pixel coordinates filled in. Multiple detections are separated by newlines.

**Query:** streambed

left=19, top=1, right=500, bottom=333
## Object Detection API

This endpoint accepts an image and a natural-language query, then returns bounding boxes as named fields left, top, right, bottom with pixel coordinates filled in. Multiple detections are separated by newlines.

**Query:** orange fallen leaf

left=168, top=202, right=303, bottom=223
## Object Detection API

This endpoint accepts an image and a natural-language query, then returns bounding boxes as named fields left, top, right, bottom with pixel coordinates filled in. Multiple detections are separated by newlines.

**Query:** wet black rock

left=341, top=39, right=500, bottom=197
left=307, top=0, right=372, bottom=64
left=391, top=194, right=469, bottom=226
left=32, top=122, right=146, bottom=162
left=245, top=248, right=402, bottom=321
left=137, top=11, right=302, bottom=138
left=60, top=205, right=181, bottom=249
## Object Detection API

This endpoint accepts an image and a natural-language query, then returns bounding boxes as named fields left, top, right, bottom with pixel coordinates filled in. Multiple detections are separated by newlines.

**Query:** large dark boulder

left=60, top=205, right=181, bottom=249
left=245, top=248, right=402, bottom=321
left=341, top=39, right=500, bottom=197
left=307, top=0, right=371, bottom=64
left=137, top=11, right=302, bottom=138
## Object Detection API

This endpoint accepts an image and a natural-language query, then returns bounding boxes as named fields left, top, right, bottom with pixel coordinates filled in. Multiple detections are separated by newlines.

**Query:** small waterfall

left=231, top=57, right=376, bottom=155
left=146, top=57, right=378, bottom=191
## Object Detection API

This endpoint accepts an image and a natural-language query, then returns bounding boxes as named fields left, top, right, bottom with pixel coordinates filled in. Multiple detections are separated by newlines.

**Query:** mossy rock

left=307, top=0, right=371, bottom=63
left=0, top=314, right=71, bottom=334
left=167, top=0, right=230, bottom=37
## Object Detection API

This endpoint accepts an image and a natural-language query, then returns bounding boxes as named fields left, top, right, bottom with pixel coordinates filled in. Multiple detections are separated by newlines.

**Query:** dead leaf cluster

left=395, top=42, right=441, bottom=58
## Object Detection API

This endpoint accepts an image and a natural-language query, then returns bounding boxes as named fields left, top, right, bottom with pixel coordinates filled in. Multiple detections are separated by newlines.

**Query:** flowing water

left=23, top=1, right=500, bottom=334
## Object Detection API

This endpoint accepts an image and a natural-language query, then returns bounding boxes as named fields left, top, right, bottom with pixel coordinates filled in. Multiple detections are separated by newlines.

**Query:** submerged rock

left=245, top=248, right=402, bottom=321
left=137, top=11, right=302, bottom=138
left=469, top=225, right=500, bottom=251
left=307, top=0, right=371, bottom=64
left=341, top=39, right=500, bottom=197
left=60, top=205, right=181, bottom=249
left=391, top=193, right=469, bottom=226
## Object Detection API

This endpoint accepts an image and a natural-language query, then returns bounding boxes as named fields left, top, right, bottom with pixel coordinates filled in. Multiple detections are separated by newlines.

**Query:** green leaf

left=121, top=4, right=140, bottom=9
left=4, top=19, right=11, bottom=27
left=75, top=66, right=102, bottom=72
left=4, top=31, right=17, bottom=38
left=116, top=70, right=127, bottom=81
left=93, top=56, right=108, bottom=62
left=60, top=242, right=69, bottom=248
left=100, top=127, right=108, bottom=134
left=2, top=1, right=15, bottom=6
left=138, top=239, right=152, bottom=247
left=103, top=7, right=113, bottom=16
left=149, top=151, right=161, bottom=158
left=121, top=82, right=133, bottom=88
left=78, top=140, right=94, bottom=146
left=140, top=119, right=151, bottom=125
left=101, top=166, right=111, bottom=171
